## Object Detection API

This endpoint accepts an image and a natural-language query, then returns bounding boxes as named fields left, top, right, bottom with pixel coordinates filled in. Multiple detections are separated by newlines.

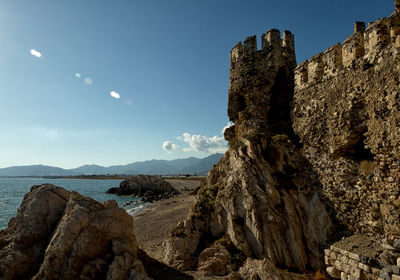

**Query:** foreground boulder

left=164, top=30, right=333, bottom=278
left=107, top=175, right=179, bottom=202
left=0, top=184, right=149, bottom=280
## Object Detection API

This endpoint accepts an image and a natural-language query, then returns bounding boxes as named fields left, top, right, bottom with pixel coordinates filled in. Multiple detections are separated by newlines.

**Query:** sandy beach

left=132, top=179, right=199, bottom=260
left=132, top=178, right=229, bottom=280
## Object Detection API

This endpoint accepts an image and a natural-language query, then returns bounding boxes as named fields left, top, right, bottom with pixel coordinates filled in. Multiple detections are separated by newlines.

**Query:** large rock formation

left=0, top=184, right=149, bottom=280
left=164, top=29, right=333, bottom=278
left=107, top=175, right=179, bottom=202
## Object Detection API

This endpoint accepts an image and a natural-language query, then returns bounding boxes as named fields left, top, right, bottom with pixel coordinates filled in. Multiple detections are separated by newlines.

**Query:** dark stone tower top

left=226, top=29, right=297, bottom=143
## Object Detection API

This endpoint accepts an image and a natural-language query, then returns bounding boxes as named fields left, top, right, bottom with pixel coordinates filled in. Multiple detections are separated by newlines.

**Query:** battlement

left=295, top=12, right=400, bottom=89
left=230, top=29, right=296, bottom=66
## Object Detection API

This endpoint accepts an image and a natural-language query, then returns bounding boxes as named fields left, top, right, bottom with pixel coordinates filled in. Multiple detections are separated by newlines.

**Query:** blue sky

left=0, top=0, right=394, bottom=168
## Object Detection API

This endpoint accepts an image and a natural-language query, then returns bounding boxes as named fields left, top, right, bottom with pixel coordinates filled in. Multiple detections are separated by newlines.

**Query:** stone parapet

left=295, top=12, right=400, bottom=89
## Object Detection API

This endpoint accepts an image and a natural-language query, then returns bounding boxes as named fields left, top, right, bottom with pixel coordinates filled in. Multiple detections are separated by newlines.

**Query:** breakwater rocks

left=0, top=184, right=149, bottom=280
left=107, top=175, right=180, bottom=202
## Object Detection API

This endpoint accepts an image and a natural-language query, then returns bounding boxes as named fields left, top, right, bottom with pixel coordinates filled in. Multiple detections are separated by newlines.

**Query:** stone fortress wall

left=292, top=2, right=400, bottom=279
left=295, top=14, right=400, bottom=90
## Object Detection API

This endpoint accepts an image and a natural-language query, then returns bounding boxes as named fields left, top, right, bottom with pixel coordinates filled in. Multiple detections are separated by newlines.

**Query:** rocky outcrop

left=107, top=175, right=179, bottom=202
left=0, top=184, right=149, bottom=280
left=164, top=29, right=332, bottom=277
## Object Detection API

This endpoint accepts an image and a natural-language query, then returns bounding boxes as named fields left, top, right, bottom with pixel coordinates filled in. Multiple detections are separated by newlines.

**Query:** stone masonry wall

left=292, top=5, right=400, bottom=240
left=324, top=234, right=400, bottom=280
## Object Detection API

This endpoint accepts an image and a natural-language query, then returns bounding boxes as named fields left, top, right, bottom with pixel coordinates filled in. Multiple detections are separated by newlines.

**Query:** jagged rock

left=197, top=247, right=231, bottom=276
left=0, top=184, right=149, bottom=280
left=236, top=258, right=312, bottom=280
left=107, top=175, right=179, bottom=202
left=164, top=29, right=332, bottom=275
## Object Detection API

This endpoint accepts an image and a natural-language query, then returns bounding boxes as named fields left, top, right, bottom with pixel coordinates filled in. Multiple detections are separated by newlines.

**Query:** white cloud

left=162, top=141, right=179, bottom=151
left=178, top=132, right=227, bottom=153
left=222, top=122, right=233, bottom=134
left=110, top=91, right=120, bottom=99
left=30, top=49, right=42, bottom=58
left=84, top=77, right=93, bottom=85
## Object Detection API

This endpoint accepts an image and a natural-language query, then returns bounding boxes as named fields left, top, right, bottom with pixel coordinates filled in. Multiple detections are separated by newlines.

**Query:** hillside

left=0, top=154, right=223, bottom=177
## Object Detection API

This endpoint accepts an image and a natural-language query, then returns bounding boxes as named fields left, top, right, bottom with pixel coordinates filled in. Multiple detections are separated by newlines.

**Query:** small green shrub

left=193, top=184, right=219, bottom=214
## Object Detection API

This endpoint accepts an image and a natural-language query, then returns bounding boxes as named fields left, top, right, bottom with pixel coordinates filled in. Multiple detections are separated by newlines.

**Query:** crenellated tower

left=226, top=29, right=297, bottom=145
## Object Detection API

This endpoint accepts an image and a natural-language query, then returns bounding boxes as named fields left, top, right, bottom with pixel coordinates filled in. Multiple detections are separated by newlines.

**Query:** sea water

left=0, top=178, right=145, bottom=230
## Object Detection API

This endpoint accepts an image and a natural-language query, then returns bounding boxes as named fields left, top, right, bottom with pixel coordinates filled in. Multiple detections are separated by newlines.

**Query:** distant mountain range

left=0, top=153, right=224, bottom=177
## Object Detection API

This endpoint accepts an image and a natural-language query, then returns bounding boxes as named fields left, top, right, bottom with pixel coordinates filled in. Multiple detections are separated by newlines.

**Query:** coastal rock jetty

left=0, top=184, right=149, bottom=280
left=107, top=175, right=180, bottom=202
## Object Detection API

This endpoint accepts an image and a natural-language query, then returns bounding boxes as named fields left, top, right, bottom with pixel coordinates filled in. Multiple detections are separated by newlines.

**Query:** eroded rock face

left=0, top=184, right=149, bottom=280
left=164, top=29, right=332, bottom=275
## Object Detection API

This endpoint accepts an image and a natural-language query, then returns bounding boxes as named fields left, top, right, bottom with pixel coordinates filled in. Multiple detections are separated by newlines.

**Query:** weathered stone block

left=294, top=61, right=308, bottom=89
left=308, top=52, right=324, bottom=82
left=358, top=262, right=371, bottom=272
left=392, top=274, right=400, bottom=280
left=325, top=255, right=331, bottom=265
left=380, top=268, right=391, bottom=280
left=331, top=251, right=338, bottom=259
left=243, top=36, right=257, bottom=55
left=340, top=254, right=350, bottom=264
left=349, top=267, right=361, bottom=278
left=324, top=43, right=342, bottom=76
left=349, top=252, right=361, bottom=261
left=335, top=260, right=344, bottom=271
left=327, top=266, right=341, bottom=278
left=348, top=259, right=358, bottom=267
left=364, top=18, right=390, bottom=61
left=342, top=32, right=365, bottom=66
left=343, top=263, right=351, bottom=273
left=354, top=22, right=366, bottom=34
left=325, top=249, right=331, bottom=256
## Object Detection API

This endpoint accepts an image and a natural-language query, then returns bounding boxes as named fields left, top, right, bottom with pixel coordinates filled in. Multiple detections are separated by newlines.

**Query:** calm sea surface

left=0, top=178, right=145, bottom=230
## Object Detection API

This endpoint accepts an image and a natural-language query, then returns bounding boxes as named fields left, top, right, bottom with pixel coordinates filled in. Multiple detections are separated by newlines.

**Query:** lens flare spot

left=30, top=49, right=42, bottom=58
left=75, top=73, right=81, bottom=78
left=84, top=77, right=93, bottom=85
left=110, top=91, right=120, bottom=99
